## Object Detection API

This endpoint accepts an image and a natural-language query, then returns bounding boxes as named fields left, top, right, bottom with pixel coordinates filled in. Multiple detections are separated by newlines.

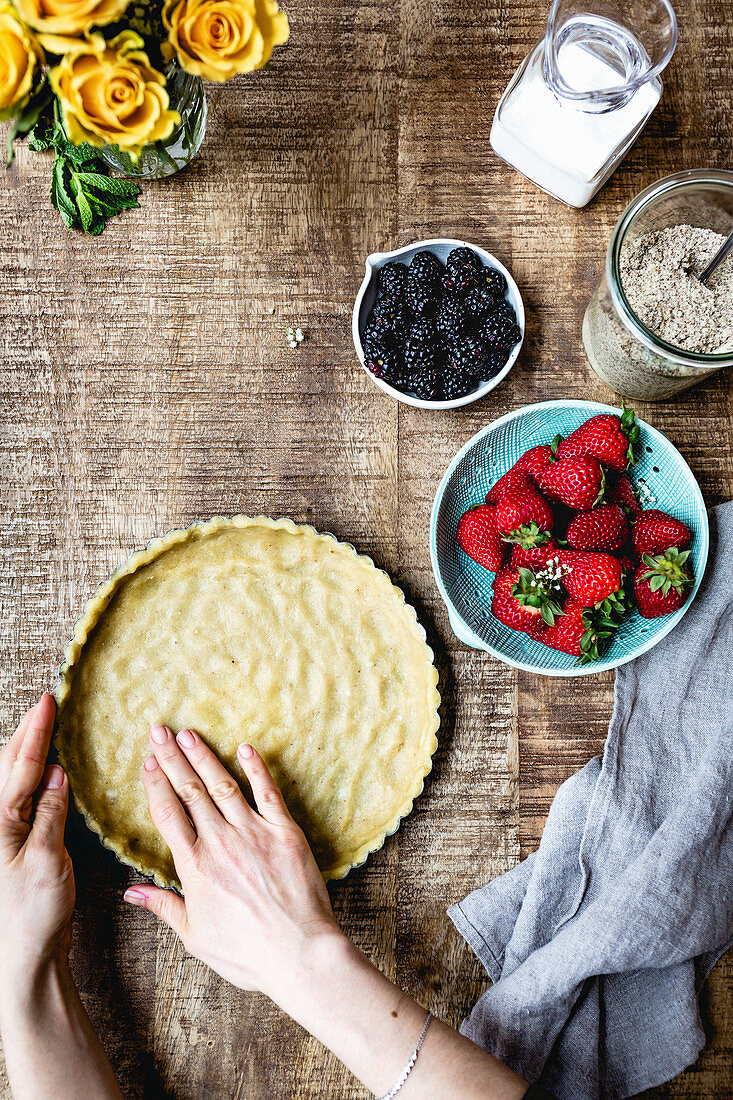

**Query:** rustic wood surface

left=1, top=0, right=732, bottom=1096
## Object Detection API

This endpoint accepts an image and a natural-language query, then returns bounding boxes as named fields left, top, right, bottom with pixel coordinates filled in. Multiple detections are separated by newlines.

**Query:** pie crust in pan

left=55, top=517, right=440, bottom=888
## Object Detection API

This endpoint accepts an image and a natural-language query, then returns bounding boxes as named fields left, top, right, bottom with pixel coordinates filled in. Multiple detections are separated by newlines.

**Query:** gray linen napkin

left=448, top=501, right=733, bottom=1100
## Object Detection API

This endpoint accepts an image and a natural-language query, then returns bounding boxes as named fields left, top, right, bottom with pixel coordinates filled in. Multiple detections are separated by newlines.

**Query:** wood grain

left=1, top=0, right=732, bottom=1095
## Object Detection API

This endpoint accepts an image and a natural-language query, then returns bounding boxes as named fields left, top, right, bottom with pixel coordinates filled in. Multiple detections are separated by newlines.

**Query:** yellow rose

left=13, top=0, right=131, bottom=37
left=0, top=1, right=43, bottom=120
left=50, top=31, right=180, bottom=157
left=163, top=0, right=288, bottom=82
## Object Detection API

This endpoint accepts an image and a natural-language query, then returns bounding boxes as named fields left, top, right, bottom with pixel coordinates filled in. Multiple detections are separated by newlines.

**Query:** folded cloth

left=449, top=501, right=733, bottom=1100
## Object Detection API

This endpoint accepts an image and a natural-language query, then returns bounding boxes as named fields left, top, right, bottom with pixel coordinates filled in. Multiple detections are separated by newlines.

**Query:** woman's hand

left=0, top=694, right=74, bottom=989
left=128, top=727, right=529, bottom=1100
left=124, top=725, right=341, bottom=1001
left=0, top=694, right=122, bottom=1100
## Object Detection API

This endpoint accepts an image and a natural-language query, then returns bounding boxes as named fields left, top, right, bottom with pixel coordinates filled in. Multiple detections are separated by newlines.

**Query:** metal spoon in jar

left=698, top=229, right=733, bottom=285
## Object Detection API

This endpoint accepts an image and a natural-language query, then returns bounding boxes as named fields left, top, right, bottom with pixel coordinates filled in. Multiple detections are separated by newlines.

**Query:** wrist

left=265, top=924, right=354, bottom=1014
left=0, top=950, right=71, bottom=1031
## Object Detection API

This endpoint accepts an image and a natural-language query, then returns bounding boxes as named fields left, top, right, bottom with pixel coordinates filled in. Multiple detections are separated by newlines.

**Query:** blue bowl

left=430, top=400, right=709, bottom=677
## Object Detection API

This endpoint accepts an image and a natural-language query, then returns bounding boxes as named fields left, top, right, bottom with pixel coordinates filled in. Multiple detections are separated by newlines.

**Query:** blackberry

left=364, top=346, right=404, bottom=384
left=441, top=263, right=480, bottom=296
left=409, top=368, right=441, bottom=401
left=436, top=295, right=465, bottom=340
left=377, top=261, right=407, bottom=297
left=407, top=318, right=438, bottom=345
left=490, top=298, right=516, bottom=323
left=484, top=348, right=510, bottom=377
left=367, top=295, right=408, bottom=341
left=462, top=288, right=493, bottom=326
left=447, top=336, right=491, bottom=375
left=446, top=247, right=482, bottom=271
left=441, top=371, right=478, bottom=400
left=406, top=251, right=443, bottom=318
left=410, top=249, right=443, bottom=276
left=480, top=266, right=507, bottom=298
left=362, top=325, right=393, bottom=359
left=404, top=332, right=441, bottom=374
left=480, top=314, right=522, bottom=351
left=372, top=294, right=407, bottom=327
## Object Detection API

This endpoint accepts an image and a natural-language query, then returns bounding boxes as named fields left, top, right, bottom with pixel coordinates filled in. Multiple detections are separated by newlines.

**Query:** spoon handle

left=698, top=229, right=733, bottom=285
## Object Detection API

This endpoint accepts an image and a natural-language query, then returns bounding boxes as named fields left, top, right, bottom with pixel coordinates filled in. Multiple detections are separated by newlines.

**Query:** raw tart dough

left=55, top=517, right=440, bottom=887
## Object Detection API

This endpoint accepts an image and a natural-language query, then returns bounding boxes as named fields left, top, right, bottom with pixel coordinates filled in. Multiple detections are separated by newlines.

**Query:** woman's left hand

left=0, top=693, right=75, bottom=990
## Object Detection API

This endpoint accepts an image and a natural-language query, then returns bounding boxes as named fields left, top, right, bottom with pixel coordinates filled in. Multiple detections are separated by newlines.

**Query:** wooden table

left=1, top=0, right=732, bottom=1096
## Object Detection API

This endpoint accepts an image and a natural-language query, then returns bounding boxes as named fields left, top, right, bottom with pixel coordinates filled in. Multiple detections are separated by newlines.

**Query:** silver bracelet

left=377, top=1011, right=433, bottom=1100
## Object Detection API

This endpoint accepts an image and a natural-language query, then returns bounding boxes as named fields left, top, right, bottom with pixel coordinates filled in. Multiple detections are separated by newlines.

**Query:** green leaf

left=70, top=173, right=96, bottom=232
left=77, top=171, right=140, bottom=198
left=51, top=156, right=77, bottom=228
left=19, top=92, right=142, bottom=234
left=540, top=604, right=555, bottom=626
left=6, top=78, right=54, bottom=166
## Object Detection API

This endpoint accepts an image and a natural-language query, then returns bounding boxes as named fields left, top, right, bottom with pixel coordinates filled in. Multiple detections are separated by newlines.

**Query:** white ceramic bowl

left=352, top=237, right=525, bottom=410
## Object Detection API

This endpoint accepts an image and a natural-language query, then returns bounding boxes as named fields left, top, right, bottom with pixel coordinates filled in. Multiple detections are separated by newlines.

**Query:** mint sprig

left=13, top=98, right=141, bottom=234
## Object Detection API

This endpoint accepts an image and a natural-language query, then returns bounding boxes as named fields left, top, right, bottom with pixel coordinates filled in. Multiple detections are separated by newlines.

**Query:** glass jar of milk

left=490, top=0, right=678, bottom=208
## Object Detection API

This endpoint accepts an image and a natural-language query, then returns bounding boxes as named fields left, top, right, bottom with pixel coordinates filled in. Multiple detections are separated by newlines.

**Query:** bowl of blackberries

left=352, top=238, right=524, bottom=408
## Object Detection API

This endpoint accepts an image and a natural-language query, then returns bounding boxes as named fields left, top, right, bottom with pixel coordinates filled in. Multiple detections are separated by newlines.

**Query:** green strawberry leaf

left=620, top=403, right=639, bottom=465
left=540, top=604, right=556, bottom=626
left=502, top=521, right=551, bottom=548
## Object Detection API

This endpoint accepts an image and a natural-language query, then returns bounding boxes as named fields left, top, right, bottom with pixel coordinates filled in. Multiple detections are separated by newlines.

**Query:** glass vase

left=99, top=63, right=207, bottom=180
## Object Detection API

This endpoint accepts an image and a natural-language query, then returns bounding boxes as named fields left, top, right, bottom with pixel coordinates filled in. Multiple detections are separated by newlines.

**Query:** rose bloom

left=0, top=1, right=43, bottom=119
left=163, top=0, right=288, bottom=82
left=50, top=31, right=180, bottom=158
left=13, top=0, right=131, bottom=37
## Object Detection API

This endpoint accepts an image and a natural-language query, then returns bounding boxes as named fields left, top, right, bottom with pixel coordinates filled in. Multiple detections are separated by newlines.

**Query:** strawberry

left=534, top=599, right=588, bottom=656
left=518, top=444, right=555, bottom=483
left=559, top=549, right=624, bottom=607
left=494, top=475, right=554, bottom=538
left=607, top=473, right=641, bottom=520
left=618, top=554, right=636, bottom=578
left=631, top=509, right=691, bottom=557
left=486, top=445, right=554, bottom=504
left=504, top=523, right=558, bottom=570
left=511, top=540, right=560, bottom=570
left=534, top=596, right=626, bottom=663
left=566, top=503, right=628, bottom=552
left=456, top=504, right=506, bottom=572
left=633, top=548, right=694, bottom=618
left=538, top=455, right=605, bottom=511
left=554, top=405, right=639, bottom=471
left=491, top=567, right=563, bottom=635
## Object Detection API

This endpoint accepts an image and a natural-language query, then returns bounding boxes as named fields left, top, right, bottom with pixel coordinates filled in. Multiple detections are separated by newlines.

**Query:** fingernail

left=123, top=888, right=147, bottom=906
left=150, top=725, right=169, bottom=745
left=45, top=765, right=65, bottom=789
left=238, top=743, right=254, bottom=760
left=176, top=729, right=196, bottom=749
left=143, top=755, right=159, bottom=772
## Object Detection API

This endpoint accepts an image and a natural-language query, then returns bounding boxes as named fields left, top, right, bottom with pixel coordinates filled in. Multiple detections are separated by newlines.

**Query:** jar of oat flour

left=583, top=170, right=733, bottom=401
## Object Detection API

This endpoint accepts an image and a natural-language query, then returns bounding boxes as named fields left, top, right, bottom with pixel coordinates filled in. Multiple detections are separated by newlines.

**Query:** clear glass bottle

left=99, top=63, right=207, bottom=180
left=583, top=169, right=733, bottom=401
left=490, top=0, right=677, bottom=208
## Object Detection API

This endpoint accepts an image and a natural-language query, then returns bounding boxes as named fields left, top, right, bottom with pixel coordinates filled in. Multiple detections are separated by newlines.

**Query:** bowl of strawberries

left=430, top=400, right=709, bottom=675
